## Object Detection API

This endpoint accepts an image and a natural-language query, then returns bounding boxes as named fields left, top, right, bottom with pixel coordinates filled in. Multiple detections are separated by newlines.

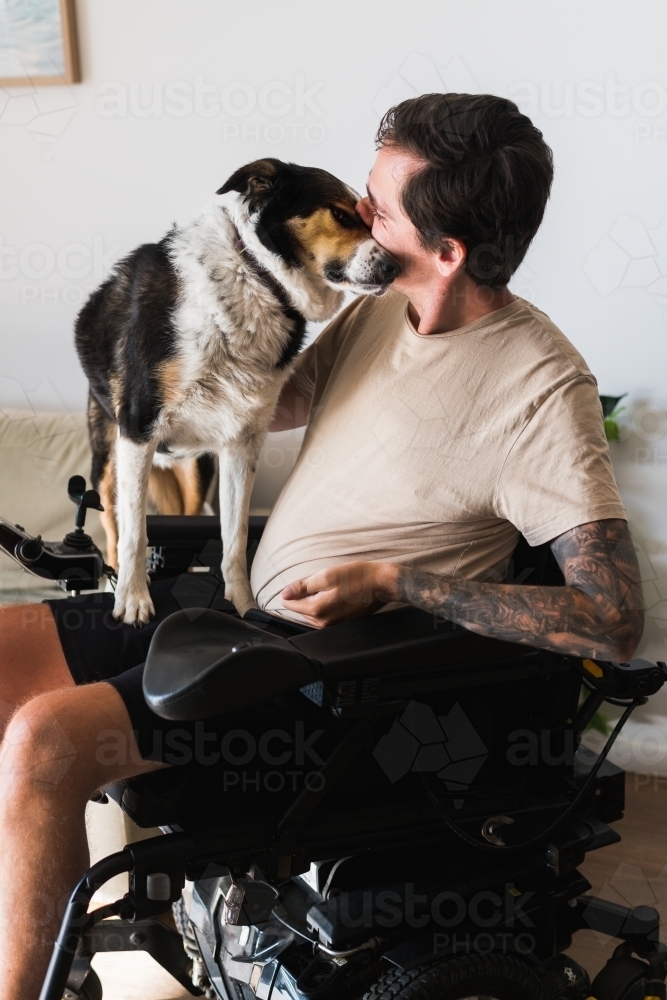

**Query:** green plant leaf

left=600, top=393, right=627, bottom=418
left=604, top=418, right=620, bottom=441
left=587, top=710, right=612, bottom=736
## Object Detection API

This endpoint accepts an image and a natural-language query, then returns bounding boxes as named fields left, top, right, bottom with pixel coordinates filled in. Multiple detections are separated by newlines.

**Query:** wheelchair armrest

left=288, top=606, right=528, bottom=680
left=143, top=605, right=560, bottom=722
left=143, top=610, right=318, bottom=721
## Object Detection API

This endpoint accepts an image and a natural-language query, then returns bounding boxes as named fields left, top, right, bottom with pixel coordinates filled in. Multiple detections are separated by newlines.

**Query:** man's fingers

left=281, top=581, right=306, bottom=601
left=282, top=592, right=332, bottom=618
left=281, top=571, right=333, bottom=602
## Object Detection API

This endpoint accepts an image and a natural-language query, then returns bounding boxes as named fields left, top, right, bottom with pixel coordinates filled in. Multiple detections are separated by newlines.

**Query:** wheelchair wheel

left=67, top=968, right=103, bottom=1000
left=363, top=954, right=550, bottom=1000
left=590, top=955, right=650, bottom=1000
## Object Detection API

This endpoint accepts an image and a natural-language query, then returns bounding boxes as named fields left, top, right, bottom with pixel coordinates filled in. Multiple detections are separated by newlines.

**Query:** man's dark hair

left=376, top=93, right=553, bottom=289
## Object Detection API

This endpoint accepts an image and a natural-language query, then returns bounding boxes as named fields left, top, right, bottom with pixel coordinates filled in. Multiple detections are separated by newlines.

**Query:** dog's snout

left=376, top=254, right=401, bottom=283
left=332, top=239, right=402, bottom=292
left=374, top=253, right=401, bottom=284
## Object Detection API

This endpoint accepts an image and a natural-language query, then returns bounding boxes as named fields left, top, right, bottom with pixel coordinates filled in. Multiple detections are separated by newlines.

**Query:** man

left=0, top=94, right=643, bottom=996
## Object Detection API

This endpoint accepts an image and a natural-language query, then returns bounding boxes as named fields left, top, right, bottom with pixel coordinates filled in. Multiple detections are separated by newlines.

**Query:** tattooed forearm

left=395, top=519, right=644, bottom=660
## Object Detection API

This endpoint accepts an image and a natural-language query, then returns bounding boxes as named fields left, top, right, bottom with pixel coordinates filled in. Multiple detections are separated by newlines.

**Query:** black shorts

left=44, top=575, right=342, bottom=772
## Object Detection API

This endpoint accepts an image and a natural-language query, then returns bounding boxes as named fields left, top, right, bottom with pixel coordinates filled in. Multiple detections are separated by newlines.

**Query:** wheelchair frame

left=4, top=491, right=664, bottom=1000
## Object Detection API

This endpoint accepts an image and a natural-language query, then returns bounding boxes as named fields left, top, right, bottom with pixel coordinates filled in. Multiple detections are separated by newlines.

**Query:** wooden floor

left=93, top=774, right=667, bottom=998
left=566, top=772, right=667, bottom=980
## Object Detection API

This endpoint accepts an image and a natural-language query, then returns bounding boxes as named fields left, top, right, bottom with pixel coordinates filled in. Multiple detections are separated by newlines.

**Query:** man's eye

left=331, top=207, right=358, bottom=228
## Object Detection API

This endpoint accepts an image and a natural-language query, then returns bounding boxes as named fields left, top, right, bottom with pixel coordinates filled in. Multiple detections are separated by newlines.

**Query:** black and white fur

left=75, top=158, right=400, bottom=624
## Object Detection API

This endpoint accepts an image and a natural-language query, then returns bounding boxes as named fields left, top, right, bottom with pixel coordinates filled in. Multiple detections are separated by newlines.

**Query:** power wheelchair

left=3, top=477, right=667, bottom=1000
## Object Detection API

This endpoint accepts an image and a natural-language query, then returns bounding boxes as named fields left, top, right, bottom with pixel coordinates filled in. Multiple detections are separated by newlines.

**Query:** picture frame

left=0, top=0, right=80, bottom=88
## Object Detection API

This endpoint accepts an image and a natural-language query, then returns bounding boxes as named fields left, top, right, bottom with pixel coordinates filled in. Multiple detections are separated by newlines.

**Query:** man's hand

left=281, top=561, right=400, bottom=627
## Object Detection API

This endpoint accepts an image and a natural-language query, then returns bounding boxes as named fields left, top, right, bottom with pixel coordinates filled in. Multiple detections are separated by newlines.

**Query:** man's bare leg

left=0, top=677, right=163, bottom=999
left=0, top=604, right=74, bottom=734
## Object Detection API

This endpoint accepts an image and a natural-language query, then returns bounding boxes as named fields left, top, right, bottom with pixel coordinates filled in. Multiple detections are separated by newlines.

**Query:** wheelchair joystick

left=0, top=475, right=106, bottom=594
left=64, top=475, right=104, bottom=552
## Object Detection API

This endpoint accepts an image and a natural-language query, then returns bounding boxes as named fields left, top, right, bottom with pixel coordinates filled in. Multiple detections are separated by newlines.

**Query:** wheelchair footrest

left=573, top=894, right=660, bottom=940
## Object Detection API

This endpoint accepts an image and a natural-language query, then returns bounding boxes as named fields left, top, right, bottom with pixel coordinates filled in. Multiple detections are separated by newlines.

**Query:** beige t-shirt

left=251, top=292, right=625, bottom=622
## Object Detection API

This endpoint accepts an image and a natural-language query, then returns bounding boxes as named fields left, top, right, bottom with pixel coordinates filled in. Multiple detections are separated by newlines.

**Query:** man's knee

left=0, top=684, right=152, bottom=801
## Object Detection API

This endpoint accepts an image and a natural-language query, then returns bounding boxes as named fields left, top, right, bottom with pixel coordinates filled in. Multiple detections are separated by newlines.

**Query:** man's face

left=356, top=146, right=440, bottom=294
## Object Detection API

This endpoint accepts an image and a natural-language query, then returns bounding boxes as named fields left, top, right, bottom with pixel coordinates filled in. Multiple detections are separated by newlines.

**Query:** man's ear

left=435, top=237, right=467, bottom=278
left=217, top=158, right=280, bottom=212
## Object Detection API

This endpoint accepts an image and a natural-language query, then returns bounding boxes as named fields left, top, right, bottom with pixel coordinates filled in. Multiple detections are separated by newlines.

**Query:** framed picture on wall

left=0, top=0, right=80, bottom=87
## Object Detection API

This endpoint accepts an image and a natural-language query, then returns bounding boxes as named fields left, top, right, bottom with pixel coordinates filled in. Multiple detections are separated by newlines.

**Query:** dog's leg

left=218, top=436, right=262, bottom=617
left=113, top=434, right=157, bottom=625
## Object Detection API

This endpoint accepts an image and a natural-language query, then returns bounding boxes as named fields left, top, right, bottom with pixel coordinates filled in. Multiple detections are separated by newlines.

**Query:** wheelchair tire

left=362, top=954, right=550, bottom=1000
left=72, top=968, right=103, bottom=1000
left=590, top=955, right=649, bottom=1000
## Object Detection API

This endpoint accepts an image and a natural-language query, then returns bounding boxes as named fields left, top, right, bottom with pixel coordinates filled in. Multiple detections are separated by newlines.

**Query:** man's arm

left=269, top=374, right=312, bottom=431
left=281, top=518, right=645, bottom=660
left=394, top=518, right=644, bottom=661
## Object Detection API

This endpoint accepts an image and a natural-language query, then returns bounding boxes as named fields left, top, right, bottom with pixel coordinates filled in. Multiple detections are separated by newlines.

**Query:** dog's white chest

left=157, top=310, right=290, bottom=459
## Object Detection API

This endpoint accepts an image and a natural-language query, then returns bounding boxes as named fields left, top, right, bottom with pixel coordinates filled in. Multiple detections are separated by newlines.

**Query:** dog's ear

left=217, top=159, right=280, bottom=211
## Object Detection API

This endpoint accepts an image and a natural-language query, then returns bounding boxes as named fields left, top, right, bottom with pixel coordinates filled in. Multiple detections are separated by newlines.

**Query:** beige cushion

left=0, top=407, right=303, bottom=602
left=0, top=408, right=106, bottom=602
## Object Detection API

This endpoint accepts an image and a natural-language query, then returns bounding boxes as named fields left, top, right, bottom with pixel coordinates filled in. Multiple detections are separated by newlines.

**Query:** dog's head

left=217, top=158, right=401, bottom=295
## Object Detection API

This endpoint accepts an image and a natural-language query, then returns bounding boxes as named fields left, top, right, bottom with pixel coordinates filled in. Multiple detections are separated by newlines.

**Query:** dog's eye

left=331, top=207, right=358, bottom=228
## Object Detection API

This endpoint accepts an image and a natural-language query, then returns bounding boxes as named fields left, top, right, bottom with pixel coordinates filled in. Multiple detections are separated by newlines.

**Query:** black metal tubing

left=38, top=851, right=131, bottom=1000
left=572, top=688, right=605, bottom=737
left=40, top=833, right=197, bottom=999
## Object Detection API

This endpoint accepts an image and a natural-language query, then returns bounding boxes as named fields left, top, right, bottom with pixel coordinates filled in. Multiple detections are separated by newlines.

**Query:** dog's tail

left=87, top=392, right=119, bottom=567
left=147, top=455, right=215, bottom=516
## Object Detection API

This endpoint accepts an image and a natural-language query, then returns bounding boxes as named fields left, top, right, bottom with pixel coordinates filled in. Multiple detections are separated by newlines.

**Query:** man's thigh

left=0, top=604, right=74, bottom=733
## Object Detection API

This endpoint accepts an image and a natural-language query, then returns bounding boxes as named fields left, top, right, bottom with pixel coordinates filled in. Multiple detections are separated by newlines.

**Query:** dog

left=75, top=158, right=401, bottom=624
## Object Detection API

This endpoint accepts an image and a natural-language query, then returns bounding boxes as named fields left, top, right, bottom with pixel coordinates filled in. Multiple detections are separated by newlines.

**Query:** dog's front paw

left=224, top=579, right=257, bottom=618
left=113, top=582, right=155, bottom=626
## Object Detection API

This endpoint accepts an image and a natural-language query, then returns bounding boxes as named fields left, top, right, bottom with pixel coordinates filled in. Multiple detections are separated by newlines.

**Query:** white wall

left=2, top=0, right=667, bottom=745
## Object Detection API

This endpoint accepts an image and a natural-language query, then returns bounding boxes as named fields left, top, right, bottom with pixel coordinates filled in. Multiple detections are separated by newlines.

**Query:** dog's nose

left=374, top=253, right=401, bottom=283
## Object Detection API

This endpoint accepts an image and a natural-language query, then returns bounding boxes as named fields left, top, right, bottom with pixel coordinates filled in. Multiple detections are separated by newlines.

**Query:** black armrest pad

left=288, top=606, right=530, bottom=680
left=143, top=610, right=317, bottom=721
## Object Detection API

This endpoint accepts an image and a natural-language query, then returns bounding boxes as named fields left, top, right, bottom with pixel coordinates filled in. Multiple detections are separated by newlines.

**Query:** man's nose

left=356, top=197, right=374, bottom=229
